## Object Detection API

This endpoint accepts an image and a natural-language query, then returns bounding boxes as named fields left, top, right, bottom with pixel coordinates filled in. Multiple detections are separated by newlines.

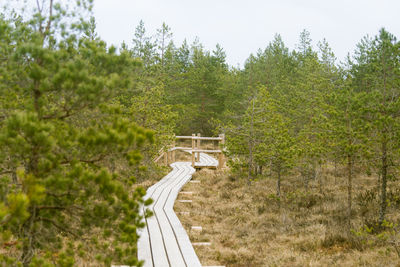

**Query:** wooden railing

left=154, top=134, right=225, bottom=169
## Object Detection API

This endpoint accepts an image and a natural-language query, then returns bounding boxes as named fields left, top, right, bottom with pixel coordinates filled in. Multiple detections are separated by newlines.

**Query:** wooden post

left=218, top=133, right=225, bottom=169
left=220, top=133, right=225, bottom=145
left=191, top=134, right=195, bottom=167
left=197, top=133, right=201, bottom=162
left=164, top=152, right=168, bottom=166
left=218, top=152, right=223, bottom=169
left=172, top=136, right=176, bottom=163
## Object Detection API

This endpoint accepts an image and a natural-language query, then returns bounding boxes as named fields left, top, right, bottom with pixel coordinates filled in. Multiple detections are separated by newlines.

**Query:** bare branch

left=0, top=170, right=13, bottom=175
left=35, top=0, right=42, bottom=13
left=36, top=0, right=43, bottom=34
left=37, top=206, right=66, bottom=210
left=45, top=191, right=71, bottom=198
left=44, top=0, right=54, bottom=36
left=60, top=154, right=106, bottom=165
left=37, top=217, right=80, bottom=239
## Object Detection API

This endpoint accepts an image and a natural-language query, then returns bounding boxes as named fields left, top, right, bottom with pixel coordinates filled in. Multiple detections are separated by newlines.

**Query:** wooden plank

left=179, top=191, right=194, bottom=195
left=194, top=153, right=218, bottom=168
left=192, top=242, right=211, bottom=246
left=191, top=226, right=203, bottom=231
left=178, top=199, right=193, bottom=203
left=138, top=166, right=181, bottom=266
left=193, top=136, right=223, bottom=141
left=175, top=136, right=223, bottom=141
left=164, top=162, right=202, bottom=266
left=145, top=167, right=186, bottom=266
left=152, top=167, right=187, bottom=267
left=138, top=153, right=219, bottom=267
left=169, top=147, right=222, bottom=154
left=168, top=146, right=192, bottom=152
left=138, top=166, right=182, bottom=266
left=169, top=147, right=222, bottom=153
left=175, top=135, right=194, bottom=139
left=191, top=149, right=222, bottom=153
left=138, top=161, right=202, bottom=267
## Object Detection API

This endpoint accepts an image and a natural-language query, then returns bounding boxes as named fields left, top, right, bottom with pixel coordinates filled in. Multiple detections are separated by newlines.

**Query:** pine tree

left=255, top=87, right=296, bottom=197
left=156, top=22, right=173, bottom=69
left=132, top=20, right=157, bottom=69
left=350, top=28, right=400, bottom=225
left=326, top=80, right=371, bottom=230
left=0, top=2, right=153, bottom=266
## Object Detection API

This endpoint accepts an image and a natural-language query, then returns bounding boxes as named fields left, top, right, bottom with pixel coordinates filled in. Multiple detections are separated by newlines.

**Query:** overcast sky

left=93, top=0, right=400, bottom=67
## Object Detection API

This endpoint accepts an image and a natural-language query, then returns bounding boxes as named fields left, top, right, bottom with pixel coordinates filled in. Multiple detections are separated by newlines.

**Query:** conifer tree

left=326, top=81, right=371, bottom=230
left=0, top=1, right=153, bottom=266
left=350, top=28, right=400, bottom=225
left=255, top=87, right=296, bottom=197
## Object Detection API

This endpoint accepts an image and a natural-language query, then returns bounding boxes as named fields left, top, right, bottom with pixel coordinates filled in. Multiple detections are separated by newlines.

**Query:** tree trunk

left=347, top=154, right=353, bottom=231
left=318, top=163, right=323, bottom=194
left=276, top=169, right=281, bottom=198
left=247, top=98, right=255, bottom=184
left=21, top=207, right=36, bottom=266
left=334, top=158, right=338, bottom=185
left=379, top=136, right=388, bottom=225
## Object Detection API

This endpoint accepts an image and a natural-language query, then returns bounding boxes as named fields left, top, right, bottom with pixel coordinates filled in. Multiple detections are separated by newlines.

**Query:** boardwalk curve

left=138, top=152, right=218, bottom=267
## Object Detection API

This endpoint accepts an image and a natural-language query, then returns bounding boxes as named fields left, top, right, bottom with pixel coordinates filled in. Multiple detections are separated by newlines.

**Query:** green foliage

left=129, top=20, right=231, bottom=136
left=0, top=1, right=152, bottom=266
left=349, top=28, right=400, bottom=224
left=2, top=2, right=400, bottom=263
left=222, top=28, right=400, bottom=228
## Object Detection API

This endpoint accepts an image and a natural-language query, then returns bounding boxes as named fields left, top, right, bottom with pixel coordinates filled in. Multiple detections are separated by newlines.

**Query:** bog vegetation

left=0, top=0, right=399, bottom=266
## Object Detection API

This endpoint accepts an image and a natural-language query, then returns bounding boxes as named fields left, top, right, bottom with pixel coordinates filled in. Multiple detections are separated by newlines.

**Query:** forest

left=0, top=0, right=400, bottom=266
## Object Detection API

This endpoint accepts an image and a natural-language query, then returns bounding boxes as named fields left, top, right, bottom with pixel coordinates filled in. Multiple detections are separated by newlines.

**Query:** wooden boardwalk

left=137, top=152, right=218, bottom=267
left=188, top=150, right=219, bottom=168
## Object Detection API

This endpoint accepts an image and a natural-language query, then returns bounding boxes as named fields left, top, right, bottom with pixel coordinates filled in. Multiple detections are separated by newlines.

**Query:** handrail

left=175, top=136, right=223, bottom=141
left=167, top=147, right=222, bottom=153
left=153, top=146, right=167, bottom=163
left=174, top=136, right=192, bottom=139
left=153, top=133, right=225, bottom=168
left=191, top=149, right=222, bottom=153
left=168, top=146, right=192, bottom=151
left=154, top=152, right=165, bottom=163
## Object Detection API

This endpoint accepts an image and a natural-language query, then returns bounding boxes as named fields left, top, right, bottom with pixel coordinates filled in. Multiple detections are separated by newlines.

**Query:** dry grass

left=175, top=166, right=400, bottom=267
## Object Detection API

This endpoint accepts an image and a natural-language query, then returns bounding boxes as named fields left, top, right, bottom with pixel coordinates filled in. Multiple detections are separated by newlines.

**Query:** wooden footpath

left=138, top=152, right=219, bottom=266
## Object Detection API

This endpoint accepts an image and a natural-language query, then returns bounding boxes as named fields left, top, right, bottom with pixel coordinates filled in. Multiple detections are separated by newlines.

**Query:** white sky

left=93, top=0, right=400, bottom=67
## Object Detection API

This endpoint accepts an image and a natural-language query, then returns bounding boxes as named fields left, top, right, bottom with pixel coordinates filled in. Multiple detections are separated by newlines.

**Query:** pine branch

left=80, top=154, right=106, bottom=164
left=0, top=170, right=13, bottom=175
left=37, top=206, right=66, bottom=210
left=60, top=154, right=106, bottom=165
left=37, top=217, right=80, bottom=239
left=45, top=191, right=71, bottom=198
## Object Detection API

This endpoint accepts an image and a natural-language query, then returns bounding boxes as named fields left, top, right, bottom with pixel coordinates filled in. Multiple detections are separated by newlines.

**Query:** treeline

left=127, top=20, right=232, bottom=136
left=222, top=29, right=400, bottom=234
